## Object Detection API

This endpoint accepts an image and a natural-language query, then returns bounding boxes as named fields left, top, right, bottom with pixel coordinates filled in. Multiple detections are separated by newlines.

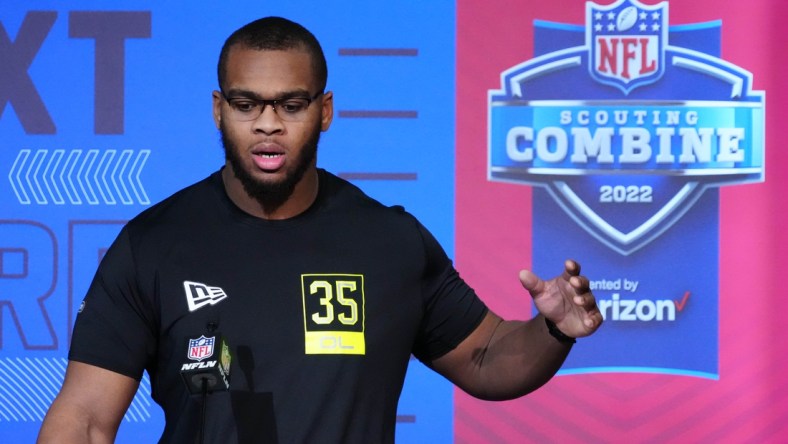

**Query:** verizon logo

left=184, top=281, right=228, bottom=312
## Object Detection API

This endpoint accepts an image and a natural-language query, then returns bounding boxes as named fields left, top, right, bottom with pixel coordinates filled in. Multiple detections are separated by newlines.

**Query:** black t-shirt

left=70, top=169, right=488, bottom=443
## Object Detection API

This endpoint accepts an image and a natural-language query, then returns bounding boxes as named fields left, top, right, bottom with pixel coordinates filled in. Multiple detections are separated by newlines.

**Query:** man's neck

left=221, top=167, right=319, bottom=220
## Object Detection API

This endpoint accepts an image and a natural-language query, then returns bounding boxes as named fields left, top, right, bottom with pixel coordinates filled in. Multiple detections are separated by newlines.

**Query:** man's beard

left=221, top=121, right=320, bottom=212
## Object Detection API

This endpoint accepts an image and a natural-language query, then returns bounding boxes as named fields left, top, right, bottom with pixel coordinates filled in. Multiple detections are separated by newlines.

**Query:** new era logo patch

left=184, top=280, right=228, bottom=312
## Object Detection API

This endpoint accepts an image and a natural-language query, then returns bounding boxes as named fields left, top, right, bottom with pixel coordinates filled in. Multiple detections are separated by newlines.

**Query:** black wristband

left=545, top=318, right=576, bottom=344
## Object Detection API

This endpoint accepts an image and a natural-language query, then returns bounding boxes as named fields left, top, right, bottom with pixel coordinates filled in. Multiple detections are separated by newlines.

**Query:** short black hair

left=217, top=17, right=328, bottom=92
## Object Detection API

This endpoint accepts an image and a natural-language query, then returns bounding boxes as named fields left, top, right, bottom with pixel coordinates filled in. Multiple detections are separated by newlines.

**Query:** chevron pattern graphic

left=7, top=149, right=151, bottom=206
left=0, top=358, right=155, bottom=423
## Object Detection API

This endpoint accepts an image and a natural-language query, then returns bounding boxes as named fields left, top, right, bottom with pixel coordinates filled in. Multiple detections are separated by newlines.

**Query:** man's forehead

left=224, top=47, right=317, bottom=91
left=223, top=87, right=312, bottom=100
left=226, top=45, right=312, bottom=68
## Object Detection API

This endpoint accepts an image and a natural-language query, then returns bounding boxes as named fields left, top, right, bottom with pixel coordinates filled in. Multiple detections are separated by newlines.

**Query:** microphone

left=180, top=327, right=232, bottom=394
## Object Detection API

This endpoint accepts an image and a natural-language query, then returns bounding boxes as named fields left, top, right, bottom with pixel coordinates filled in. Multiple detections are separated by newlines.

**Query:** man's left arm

left=429, top=260, right=602, bottom=401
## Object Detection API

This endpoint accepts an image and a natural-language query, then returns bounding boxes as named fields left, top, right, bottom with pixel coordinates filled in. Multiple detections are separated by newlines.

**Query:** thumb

left=519, top=269, right=544, bottom=297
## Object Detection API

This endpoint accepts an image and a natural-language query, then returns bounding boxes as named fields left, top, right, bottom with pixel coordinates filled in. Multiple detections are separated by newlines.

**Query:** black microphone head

left=180, top=333, right=232, bottom=394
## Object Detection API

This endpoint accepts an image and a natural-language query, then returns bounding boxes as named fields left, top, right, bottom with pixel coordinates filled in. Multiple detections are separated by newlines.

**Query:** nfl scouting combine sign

left=488, top=0, right=764, bottom=378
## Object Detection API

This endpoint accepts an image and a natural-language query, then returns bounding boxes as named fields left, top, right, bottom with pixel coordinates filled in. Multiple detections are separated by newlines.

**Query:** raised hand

left=519, top=259, right=603, bottom=339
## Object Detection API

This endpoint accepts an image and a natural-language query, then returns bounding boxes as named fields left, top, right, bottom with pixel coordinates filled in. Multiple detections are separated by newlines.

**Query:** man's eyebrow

left=224, top=88, right=312, bottom=100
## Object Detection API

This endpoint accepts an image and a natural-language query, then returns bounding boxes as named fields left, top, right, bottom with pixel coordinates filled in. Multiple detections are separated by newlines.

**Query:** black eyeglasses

left=220, top=91, right=323, bottom=122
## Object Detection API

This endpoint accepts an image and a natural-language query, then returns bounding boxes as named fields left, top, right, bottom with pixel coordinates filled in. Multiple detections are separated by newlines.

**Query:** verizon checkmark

left=674, top=291, right=691, bottom=311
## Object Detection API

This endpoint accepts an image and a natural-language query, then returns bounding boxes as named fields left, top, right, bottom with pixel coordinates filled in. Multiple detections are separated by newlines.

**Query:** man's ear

left=212, top=90, right=223, bottom=129
left=320, top=91, right=334, bottom=132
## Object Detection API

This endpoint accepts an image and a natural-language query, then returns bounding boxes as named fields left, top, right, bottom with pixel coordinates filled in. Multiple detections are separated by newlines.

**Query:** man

left=38, top=16, right=602, bottom=443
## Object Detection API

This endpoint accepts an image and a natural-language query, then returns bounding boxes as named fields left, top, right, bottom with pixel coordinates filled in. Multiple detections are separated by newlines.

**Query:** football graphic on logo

left=616, top=6, right=638, bottom=31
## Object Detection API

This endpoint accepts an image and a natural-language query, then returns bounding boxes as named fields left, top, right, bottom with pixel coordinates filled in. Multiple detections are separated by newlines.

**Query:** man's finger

left=573, top=292, right=597, bottom=309
left=569, top=275, right=590, bottom=293
left=564, top=259, right=581, bottom=276
left=518, top=269, right=544, bottom=295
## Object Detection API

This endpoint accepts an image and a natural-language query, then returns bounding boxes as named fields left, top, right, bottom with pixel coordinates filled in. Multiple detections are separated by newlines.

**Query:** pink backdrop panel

left=455, top=0, right=788, bottom=442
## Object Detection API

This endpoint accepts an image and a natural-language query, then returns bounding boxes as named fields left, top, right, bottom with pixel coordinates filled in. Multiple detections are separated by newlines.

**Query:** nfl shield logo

left=588, top=0, right=667, bottom=94
left=187, top=335, right=215, bottom=361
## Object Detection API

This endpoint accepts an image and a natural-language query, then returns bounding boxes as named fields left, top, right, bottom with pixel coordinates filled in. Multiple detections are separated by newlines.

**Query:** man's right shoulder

left=125, top=171, right=224, bottom=238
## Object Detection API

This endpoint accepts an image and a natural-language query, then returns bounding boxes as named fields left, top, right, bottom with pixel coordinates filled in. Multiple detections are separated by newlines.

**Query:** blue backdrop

left=0, top=2, right=457, bottom=441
